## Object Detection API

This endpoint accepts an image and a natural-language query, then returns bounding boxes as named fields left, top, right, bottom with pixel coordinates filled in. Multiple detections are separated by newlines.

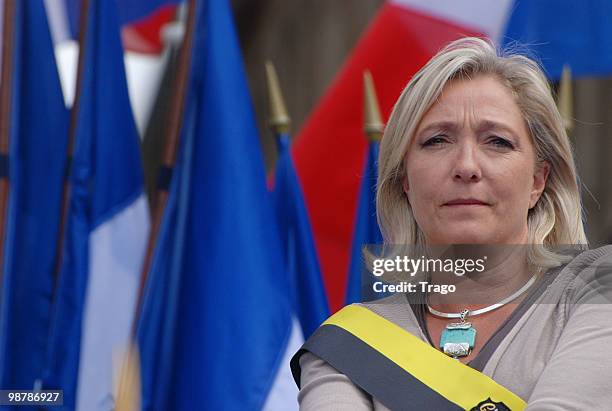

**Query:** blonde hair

left=376, top=37, right=587, bottom=267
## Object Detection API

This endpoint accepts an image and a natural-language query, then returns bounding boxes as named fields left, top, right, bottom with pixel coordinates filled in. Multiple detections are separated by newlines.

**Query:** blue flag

left=502, top=0, right=612, bottom=79
left=117, top=0, right=181, bottom=24
left=41, top=0, right=149, bottom=409
left=272, top=134, right=329, bottom=338
left=0, top=0, right=69, bottom=394
left=64, top=0, right=180, bottom=38
left=346, top=141, right=383, bottom=304
left=136, top=0, right=297, bottom=409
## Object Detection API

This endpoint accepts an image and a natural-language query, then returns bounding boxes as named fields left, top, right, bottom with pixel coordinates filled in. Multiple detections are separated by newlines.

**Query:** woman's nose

left=452, top=142, right=482, bottom=182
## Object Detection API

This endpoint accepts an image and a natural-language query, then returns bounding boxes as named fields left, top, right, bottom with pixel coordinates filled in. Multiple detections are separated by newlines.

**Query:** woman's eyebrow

left=416, top=120, right=521, bottom=140
left=476, top=119, right=518, bottom=136
left=416, top=121, right=458, bottom=137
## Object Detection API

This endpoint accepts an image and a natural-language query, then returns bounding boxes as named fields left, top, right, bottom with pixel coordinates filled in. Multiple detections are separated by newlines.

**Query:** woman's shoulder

left=357, top=293, right=423, bottom=334
left=552, top=244, right=612, bottom=306
left=305, top=294, right=426, bottom=346
left=565, top=244, right=612, bottom=266
left=293, top=295, right=426, bottom=411
left=299, top=293, right=423, bottom=339
left=292, top=294, right=425, bottom=377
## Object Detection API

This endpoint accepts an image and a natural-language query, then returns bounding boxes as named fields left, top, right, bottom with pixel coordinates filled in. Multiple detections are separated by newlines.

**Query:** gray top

left=297, top=246, right=612, bottom=410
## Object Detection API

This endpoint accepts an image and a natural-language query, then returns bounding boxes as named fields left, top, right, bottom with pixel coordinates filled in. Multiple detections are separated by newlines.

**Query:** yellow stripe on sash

left=324, top=305, right=526, bottom=410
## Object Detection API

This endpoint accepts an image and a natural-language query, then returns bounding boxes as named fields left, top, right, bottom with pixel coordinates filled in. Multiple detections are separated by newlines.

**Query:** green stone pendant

left=439, top=321, right=476, bottom=358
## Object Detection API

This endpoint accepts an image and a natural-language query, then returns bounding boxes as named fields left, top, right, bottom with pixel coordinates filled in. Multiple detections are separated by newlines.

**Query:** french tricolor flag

left=43, top=0, right=177, bottom=136
left=292, top=0, right=612, bottom=311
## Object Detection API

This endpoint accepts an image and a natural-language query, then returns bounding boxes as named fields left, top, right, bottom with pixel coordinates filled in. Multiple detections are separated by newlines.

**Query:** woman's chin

left=429, top=228, right=496, bottom=245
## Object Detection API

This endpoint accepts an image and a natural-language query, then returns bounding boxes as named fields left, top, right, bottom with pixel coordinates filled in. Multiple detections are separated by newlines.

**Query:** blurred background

left=1, top=0, right=612, bottom=410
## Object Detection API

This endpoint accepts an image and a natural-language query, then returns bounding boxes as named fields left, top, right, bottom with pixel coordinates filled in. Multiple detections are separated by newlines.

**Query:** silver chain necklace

left=427, top=273, right=538, bottom=358
left=427, top=273, right=538, bottom=318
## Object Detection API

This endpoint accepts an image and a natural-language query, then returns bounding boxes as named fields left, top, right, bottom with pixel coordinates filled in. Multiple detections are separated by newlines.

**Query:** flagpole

left=52, top=0, right=91, bottom=297
left=116, top=2, right=196, bottom=406
left=344, top=71, right=384, bottom=304
left=0, top=0, right=16, bottom=289
left=363, top=70, right=384, bottom=142
left=265, top=61, right=291, bottom=138
left=117, top=4, right=196, bottom=404
left=114, top=342, right=141, bottom=411
left=558, top=64, right=573, bottom=134
left=133, top=0, right=197, bottom=333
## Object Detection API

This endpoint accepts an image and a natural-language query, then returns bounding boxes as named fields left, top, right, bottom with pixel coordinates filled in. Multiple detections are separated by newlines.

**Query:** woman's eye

left=488, top=136, right=514, bottom=149
left=422, top=136, right=448, bottom=147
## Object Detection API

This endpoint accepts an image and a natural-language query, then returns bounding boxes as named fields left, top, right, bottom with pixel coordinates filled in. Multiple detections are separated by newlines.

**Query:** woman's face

left=403, top=75, right=549, bottom=245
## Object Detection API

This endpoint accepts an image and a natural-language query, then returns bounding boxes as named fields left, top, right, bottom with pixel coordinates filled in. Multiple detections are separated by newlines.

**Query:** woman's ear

left=529, top=161, right=550, bottom=209
left=402, top=177, right=409, bottom=197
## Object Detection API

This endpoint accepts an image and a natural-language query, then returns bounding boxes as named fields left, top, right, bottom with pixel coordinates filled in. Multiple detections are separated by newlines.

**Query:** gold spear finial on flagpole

left=363, top=70, right=384, bottom=142
left=558, top=64, right=573, bottom=133
left=265, top=61, right=291, bottom=134
left=115, top=342, right=141, bottom=411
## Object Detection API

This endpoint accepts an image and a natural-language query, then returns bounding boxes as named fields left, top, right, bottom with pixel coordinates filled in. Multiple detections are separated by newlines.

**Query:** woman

left=291, top=37, right=612, bottom=410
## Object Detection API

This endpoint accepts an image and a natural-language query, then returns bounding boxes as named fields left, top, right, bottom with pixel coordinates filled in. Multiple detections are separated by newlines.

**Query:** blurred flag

left=44, top=0, right=178, bottom=52
left=120, top=4, right=177, bottom=54
left=0, top=0, right=69, bottom=392
left=379, top=0, right=612, bottom=79
left=51, top=0, right=179, bottom=34
left=272, top=134, right=329, bottom=338
left=113, top=0, right=180, bottom=25
left=292, top=0, right=612, bottom=310
left=137, top=0, right=298, bottom=410
left=345, top=141, right=383, bottom=305
left=41, top=0, right=149, bottom=410
left=46, top=0, right=177, bottom=137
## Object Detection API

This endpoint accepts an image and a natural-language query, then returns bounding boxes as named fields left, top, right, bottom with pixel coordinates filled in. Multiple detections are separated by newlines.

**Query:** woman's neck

left=426, top=245, right=537, bottom=312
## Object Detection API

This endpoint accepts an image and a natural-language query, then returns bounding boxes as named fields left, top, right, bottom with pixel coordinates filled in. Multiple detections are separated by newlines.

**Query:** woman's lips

left=443, top=199, right=489, bottom=206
